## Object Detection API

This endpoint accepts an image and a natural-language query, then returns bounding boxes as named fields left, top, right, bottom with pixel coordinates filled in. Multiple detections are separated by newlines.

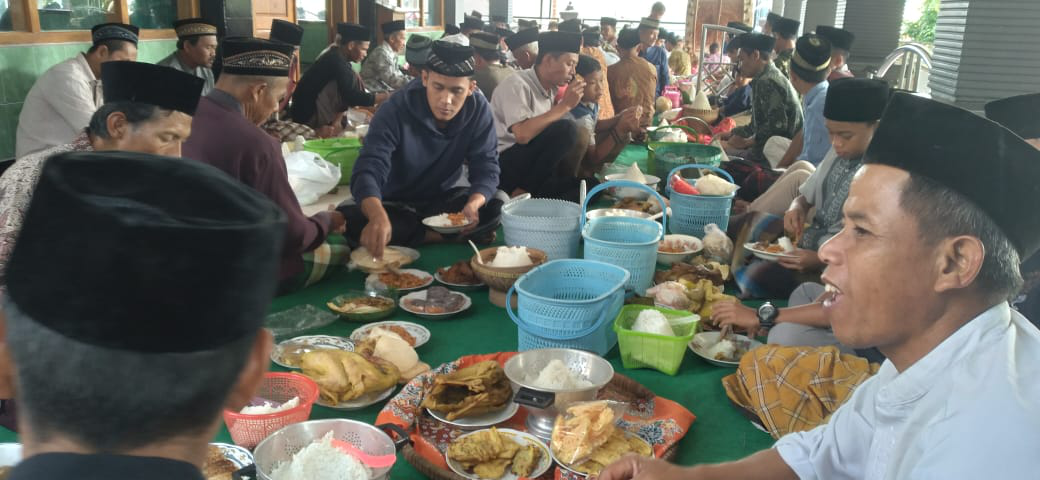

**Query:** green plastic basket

left=302, top=138, right=362, bottom=186
left=649, top=143, right=723, bottom=181
left=613, top=305, right=699, bottom=375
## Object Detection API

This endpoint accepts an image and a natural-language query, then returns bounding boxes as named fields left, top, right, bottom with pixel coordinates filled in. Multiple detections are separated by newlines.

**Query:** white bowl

left=422, top=213, right=473, bottom=234
left=603, top=174, right=661, bottom=200
left=657, top=234, right=704, bottom=265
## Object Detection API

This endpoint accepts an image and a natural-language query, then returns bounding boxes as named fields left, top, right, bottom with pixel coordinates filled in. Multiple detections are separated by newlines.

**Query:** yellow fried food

left=448, top=428, right=535, bottom=480
left=550, top=401, right=616, bottom=464
left=511, top=444, right=542, bottom=477
left=422, top=361, right=512, bottom=421
left=300, top=350, right=399, bottom=404
left=472, top=458, right=512, bottom=479
left=571, top=430, right=653, bottom=476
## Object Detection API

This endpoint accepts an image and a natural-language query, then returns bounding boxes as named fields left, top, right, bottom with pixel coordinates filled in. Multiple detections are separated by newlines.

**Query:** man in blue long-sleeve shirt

left=340, top=41, right=502, bottom=259
left=637, top=17, right=669, bottom=98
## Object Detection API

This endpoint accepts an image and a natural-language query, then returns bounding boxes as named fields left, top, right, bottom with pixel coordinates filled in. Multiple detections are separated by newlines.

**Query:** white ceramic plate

left=688, top=331, right=764, bottom=367
left=270, top=335, right=354, bottom=369
left=350, top=321, right=431, bottom=348
left=434, top=270, right=486, bottom=290
left=212, top=442, right=253, bottom=468
left=365, top=268, right=434, bottom=291
left=551, top=431, right=654, bottom=478
left=427, top=401, right=519, bottom=430
left=422, top=214, right=473, bottom=234
left=445, top=428, right=552, bottom=480
left=400, top=289, right=472, bottom=319
left=316, top=385, right=396, bottom=410
left=744, top=242, right=798, bottom=262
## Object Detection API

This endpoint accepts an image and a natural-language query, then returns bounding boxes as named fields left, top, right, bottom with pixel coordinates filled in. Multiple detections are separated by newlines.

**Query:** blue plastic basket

left=501, top=197, right=582, bottom=260
left=666, top=164, right=735, bottom=236
left=506, top=260, right=630, bottom=337
left=581, top=181, right=666, bottom=295
left=511, top=291, right=624, bottom=355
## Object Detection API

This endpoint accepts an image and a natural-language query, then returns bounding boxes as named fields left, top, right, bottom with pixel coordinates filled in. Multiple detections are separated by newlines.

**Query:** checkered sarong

left=281, top=235, right=350, bottom=294
left=722, top=345, right=879, bottom=439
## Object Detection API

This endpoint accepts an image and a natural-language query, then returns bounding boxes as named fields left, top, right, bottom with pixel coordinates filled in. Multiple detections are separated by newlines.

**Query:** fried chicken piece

left=301, top=350, right=400, bottom=403
left=422, top=361, right=512, bottom=420
left=510, top=444, right=542, bottom=477
left=473, top=458, right=512, bottom=479
left=202, top=445, right=237, bottom=480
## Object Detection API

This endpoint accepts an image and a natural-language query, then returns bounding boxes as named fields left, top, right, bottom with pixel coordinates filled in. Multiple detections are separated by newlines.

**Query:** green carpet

left=0, top=146, right=777, bottom=475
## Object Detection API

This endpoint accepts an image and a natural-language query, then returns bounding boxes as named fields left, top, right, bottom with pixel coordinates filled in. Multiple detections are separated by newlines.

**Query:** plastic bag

left=284, top=150, right=341, bottom=206
left=703, top=223, right=734, bottom=262
left=550, top=400, right=627, bottom=465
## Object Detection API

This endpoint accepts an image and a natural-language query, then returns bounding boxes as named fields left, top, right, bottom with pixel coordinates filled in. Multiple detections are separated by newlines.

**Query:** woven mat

left=376, top=352, right=694, bottom=480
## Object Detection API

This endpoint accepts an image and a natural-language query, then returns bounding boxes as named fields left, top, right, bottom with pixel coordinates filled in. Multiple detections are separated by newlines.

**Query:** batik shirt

left=774, top=49, right=793, bottom=80
left=0, top=133, right=93, bottom=290
left=360, top=42, right=412, bottom=92
left=608, top=56, right=658, bottom=127
left=797, top=149, right=862, bottom=249
left=731, top=62, right=803, bottom=161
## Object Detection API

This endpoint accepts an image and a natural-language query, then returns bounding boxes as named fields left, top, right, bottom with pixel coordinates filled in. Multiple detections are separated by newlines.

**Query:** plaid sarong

left=722, top=345, right=879, bottom=439
left=279, top=234, right=350, bottom=294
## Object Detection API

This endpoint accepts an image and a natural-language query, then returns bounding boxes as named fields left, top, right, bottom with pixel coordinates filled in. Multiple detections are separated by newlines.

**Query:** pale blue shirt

left=775, top=302, right=1040, bottom=479
left=798, top=80, right=830, bottom=165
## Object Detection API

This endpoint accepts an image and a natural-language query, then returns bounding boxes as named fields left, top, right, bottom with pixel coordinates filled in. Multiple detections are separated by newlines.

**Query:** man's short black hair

left=710, top=42, right=720, bottom=53
left=87, top=39, right=134, bottom=55
left=176, top=36, right=204, bottom=51
left=652, top=2, right=666, bottom=13
left=86, top=101, right=165, bottom=139
left=4, top=299, right=258, bottom=451
left=901, top=173, right=1024, bottom=300
left=473, top=47, right=500, bottom=62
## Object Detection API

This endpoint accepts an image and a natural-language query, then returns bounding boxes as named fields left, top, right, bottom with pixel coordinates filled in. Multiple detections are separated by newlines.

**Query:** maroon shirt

left=184, top=90, right=332, bottom=281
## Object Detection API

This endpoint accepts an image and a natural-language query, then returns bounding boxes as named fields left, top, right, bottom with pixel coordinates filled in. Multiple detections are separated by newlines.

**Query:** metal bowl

left=603, top=174, right=661, bottom=200
left=503, top=349, right=614, bottom=441
left=253, top=419, right=407, bottom=480
left=585, top=208, right=654, bottom=221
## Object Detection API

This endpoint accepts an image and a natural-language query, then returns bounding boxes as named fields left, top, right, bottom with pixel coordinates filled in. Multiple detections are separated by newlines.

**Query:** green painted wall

left=0, top=39, right=176, bottom=160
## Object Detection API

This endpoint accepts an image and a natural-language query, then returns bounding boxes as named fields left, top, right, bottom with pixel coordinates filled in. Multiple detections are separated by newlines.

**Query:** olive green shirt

left=731, top=62, right=803, bottom=161
left=774, top=49, right=793, bottom=81
left=473, top=63, right=516, bottom=100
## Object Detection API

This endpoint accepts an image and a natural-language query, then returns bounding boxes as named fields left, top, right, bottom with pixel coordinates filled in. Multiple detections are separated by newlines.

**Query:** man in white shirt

left=600, top=93, right=1040, bottom=479
left=15, top=22, right=138, bottom=157
left=491, top=31, right=586, bottom=200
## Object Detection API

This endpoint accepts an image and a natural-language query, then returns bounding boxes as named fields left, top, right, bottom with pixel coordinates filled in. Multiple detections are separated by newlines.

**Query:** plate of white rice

left=688, top=331, right=763, bottom=367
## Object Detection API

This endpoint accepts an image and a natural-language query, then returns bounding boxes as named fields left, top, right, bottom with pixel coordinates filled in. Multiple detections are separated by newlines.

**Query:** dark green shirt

left=732, top=62, right=803, bottom=161
left=774, top=49, right=793, bottom=80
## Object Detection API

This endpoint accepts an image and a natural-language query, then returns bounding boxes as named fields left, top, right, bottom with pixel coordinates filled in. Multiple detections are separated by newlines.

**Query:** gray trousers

left=768, top=282, right=885, bottom=362
left=767, top=282, right=851, bottom=353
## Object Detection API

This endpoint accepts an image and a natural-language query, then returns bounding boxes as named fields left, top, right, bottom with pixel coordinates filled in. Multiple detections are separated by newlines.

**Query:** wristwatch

left=757, top=302, right=779, bottom=329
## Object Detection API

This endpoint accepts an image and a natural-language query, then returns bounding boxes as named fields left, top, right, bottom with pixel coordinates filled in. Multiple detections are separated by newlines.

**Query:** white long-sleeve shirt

left=15, top=54, right=102, bottom=157
left=775, top=302, right=1040, bottom=479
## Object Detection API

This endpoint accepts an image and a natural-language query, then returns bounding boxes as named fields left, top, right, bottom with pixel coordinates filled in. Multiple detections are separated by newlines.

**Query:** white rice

left=239, top=396, right=300, bottom=415
left=528, top=359, right=592, bottom=390
left=269, top=432, right=370, bottom=480
left=631, top=310, right=675, bottom=336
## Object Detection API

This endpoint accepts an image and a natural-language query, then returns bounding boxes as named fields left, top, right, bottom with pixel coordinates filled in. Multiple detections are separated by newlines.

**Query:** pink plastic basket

left=222, top=372, right=319, bottom=449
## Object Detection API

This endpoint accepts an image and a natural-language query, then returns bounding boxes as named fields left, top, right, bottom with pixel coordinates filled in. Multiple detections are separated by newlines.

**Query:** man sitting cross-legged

left=339, top=41, right=502, bottom=260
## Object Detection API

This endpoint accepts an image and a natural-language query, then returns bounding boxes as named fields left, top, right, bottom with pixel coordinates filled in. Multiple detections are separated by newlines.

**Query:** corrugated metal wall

left=840, top=0, right=906, bottom=67
left=930, top=0, right=1040, bottom=110
left=783, top=0, right=807, bottom=33
left=834, top=0, right=846, bottom=27
left=803, top=0, right=840, bottom=31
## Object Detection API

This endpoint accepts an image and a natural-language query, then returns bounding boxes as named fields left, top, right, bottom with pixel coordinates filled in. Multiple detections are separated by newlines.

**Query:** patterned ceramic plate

left=349, top=321, right=431, bottom=348
left=427, top=401, right=519, bottom=430
left=211, top=442, right=253, bottom=468
left=744, top=243, right=798, bottom=262
left=688, top=331, right=763, bottom=367
left=400, top=290, right=472, bottom=319
left=365, top=269, right=434, bottom=292
left=551, top=431, right=654, bottom=478
left=316, top=385, right=396, bottom=410
left=270, top=335, right=354, bottom=369
left=445, top=428, right=552, bottom=480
